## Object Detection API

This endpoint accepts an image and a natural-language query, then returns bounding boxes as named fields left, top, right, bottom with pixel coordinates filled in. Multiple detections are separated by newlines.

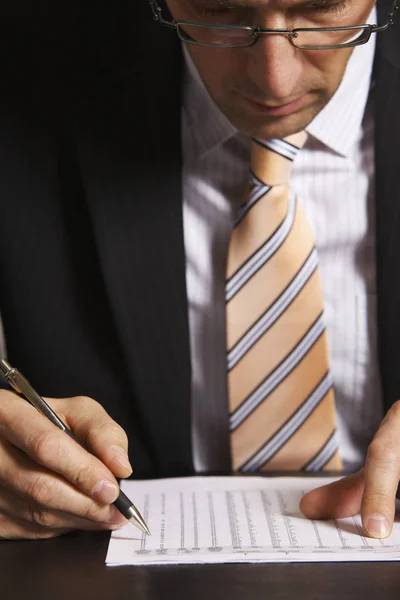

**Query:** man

left=0, top=0, right=399, bottom=540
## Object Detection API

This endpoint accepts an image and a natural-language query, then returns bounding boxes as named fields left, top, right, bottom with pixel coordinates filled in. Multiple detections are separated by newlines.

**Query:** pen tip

left=129, top=517, right=151, bottom=535
left=124, top=502, right=151, bottom=535
left=128, top=515, right=151, bottom=536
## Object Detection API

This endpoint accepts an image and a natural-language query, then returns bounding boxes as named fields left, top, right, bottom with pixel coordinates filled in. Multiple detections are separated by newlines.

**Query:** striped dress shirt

left=182, top=7, right=384, bottom=473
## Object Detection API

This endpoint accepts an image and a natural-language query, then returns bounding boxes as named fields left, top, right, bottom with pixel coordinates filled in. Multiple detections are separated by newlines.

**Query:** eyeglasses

left=149, top=0, right=399, bottom=50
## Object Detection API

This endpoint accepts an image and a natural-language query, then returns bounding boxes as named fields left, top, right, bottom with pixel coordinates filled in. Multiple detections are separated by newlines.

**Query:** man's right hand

left=0, top=390, right=133, bottom=539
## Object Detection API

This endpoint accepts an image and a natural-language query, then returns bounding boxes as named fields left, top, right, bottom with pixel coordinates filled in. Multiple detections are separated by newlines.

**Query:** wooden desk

left=1, top=528, right=400, bottom=600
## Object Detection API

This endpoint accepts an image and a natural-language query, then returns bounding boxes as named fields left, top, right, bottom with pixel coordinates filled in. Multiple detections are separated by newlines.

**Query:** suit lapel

left=74, top=26, right=193, bottom=475
left=375, top=7, right=400, bottom=413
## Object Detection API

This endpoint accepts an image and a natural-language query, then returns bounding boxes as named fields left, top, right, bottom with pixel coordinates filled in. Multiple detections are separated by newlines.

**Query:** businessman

left=0, top=0, right=399, bottom=540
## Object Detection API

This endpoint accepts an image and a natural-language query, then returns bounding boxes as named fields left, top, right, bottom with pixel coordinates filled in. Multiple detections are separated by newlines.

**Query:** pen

left=0, top=359, right=150, bottom=536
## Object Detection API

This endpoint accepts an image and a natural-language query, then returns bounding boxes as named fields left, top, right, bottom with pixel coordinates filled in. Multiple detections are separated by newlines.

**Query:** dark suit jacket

left=0, top=1, right=399, bottom=478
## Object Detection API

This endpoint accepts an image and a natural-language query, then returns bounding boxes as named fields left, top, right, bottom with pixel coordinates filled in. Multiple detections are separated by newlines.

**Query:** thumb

left=300, top=470, right=365, bottom=519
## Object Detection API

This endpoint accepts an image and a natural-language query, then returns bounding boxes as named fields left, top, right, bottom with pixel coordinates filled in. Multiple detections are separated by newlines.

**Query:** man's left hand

left=300, top=401, right=400, bottom=538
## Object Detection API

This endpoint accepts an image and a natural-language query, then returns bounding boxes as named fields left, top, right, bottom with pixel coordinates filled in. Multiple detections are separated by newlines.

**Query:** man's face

left=165, top=0, right=376, bottom=139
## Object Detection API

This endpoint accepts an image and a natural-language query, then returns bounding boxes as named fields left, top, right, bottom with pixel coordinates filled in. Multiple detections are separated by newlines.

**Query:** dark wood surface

left=1, top=528, right=400, bottom=600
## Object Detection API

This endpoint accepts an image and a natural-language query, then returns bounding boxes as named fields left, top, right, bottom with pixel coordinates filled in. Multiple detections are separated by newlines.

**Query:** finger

left=300, top=471, right=364, bottom=519
left=361, top=402, right=400, bottom=538
left=0, top=485, right=127, bottom=535
left=0, top=391, right=121, bottom=506
left=0, top=513, right=72, bottom=541
left=58, top=396, right=133, bottom=478
left=0, top=438, right=127, bottom=525
left=0, top=510, right=123, bottom=541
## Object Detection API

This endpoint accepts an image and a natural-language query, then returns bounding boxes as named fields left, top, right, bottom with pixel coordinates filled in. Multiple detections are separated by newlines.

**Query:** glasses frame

left=149, top=0, right=399, bottom=50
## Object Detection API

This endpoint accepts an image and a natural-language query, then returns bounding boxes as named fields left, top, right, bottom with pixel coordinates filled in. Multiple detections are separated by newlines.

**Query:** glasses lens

left=177, top=23, right=253, bottom=47
left=292, top=26, right=369, bottom=49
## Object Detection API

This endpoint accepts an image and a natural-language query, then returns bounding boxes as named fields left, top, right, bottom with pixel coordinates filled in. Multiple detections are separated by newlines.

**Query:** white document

left=106, top=476, right=400, bottom=565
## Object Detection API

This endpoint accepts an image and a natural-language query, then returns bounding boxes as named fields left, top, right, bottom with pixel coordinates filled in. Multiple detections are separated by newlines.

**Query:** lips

left=240, top=94, right=308, bottom=117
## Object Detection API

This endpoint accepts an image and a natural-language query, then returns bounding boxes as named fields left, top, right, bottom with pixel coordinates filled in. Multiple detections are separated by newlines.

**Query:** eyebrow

left=189, top=0, right=248, bottom=7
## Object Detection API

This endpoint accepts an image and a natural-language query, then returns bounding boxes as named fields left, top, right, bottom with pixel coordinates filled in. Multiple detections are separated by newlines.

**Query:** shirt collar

left=183, top=5, right=376, bottom=160
left=182, top=44, right=237, bottom=160
left=306, top=6, right=377, bottom=157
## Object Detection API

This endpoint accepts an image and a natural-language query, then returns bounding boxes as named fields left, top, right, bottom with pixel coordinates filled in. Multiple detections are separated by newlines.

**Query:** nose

left=246, top=31, right=304, bottom=103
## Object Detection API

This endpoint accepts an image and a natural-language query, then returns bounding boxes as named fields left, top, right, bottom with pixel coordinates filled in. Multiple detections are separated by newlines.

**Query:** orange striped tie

left=226, top=132, right=342, bottom=473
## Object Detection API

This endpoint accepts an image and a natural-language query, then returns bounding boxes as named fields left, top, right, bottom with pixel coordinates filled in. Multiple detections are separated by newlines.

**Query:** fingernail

left=92, top=480, right=119, bottom=504
left=365, top=514, right=390, bottom=538
left=107, top=505, right=128, bottom=525
left=112, top=446, right=132, bottom=473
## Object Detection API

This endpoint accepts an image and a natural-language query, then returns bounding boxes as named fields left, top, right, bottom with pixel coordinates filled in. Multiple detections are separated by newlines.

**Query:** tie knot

left=251, top=131, right=308, bottom=186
